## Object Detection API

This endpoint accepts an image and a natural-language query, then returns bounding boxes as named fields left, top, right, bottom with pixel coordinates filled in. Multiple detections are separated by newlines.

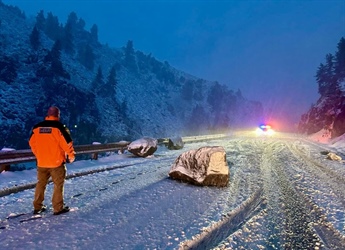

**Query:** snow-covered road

left=1, top=131, right=345, bottom=249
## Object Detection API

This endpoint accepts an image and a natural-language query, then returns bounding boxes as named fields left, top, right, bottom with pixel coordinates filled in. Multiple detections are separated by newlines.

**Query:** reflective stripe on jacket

left=29, top=116, right=75, bottom=168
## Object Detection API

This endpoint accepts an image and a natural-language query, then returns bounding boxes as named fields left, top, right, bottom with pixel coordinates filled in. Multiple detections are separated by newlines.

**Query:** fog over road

left=1, top=132, right=344, bottom=249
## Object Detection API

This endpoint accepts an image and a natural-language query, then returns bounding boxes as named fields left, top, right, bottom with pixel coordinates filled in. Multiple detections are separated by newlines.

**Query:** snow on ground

left=307, top=128, right=332, bottom=144
left=0, top=131, right=345, bottom=249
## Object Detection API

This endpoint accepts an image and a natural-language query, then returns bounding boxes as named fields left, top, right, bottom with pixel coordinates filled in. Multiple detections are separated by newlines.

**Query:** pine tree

left=92, top=66, right=104, bottom=93
left=316, top=63, right=329, bottom=96
left=29, top=25, right=40, bottom=51
left=47, top=40, right=69, bottom=79
left=77, top=18, right=86, bottom=30
left=124, top=40, right=137, bottom=71
left=316, top=53, right=340, bottom=97
left=325, top=54, right=337, bottom=89
left=207, top=82, right=224, bottom=111
left=35, top=10, right=45, bottom=30
left=61, top=12, right=78, bottom=55
left=78, top=43, right=95, bottom=70
left=63, top=21, right=74, bottom=55
left=90, top=24, right=98, bottom=43
left=45, top=12, right=60, bottom=40
left=51, top=39, right=62, bottom=61
left=106, top=65, right=117, bottom=96
left=67, top=11, right=78, bottom=28
left=334, top=37, right=345, bottom=81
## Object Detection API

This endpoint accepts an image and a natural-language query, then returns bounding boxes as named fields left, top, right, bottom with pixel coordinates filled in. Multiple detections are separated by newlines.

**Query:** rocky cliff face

left=298, top=37, right=345, bottom=139
left=298, top=93, right=345, bottom=138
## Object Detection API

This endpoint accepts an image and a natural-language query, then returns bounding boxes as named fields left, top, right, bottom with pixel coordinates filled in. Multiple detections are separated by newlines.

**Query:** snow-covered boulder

left=169, top=146, right=229, bottom=187
left=167, top=136, right=184, bottom=150
left=127, top=137, right=158, bottom=157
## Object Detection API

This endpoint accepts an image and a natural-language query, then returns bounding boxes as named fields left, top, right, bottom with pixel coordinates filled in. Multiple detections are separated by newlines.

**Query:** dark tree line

left=27, top=9, right=120, bottom=132
left=31, top=10, right=99, bottom=70
left=316, top=37, right=345, bottom=97
left=91, top=65, right=118, bottom=98
left=299, top=37, right=345, bottom=137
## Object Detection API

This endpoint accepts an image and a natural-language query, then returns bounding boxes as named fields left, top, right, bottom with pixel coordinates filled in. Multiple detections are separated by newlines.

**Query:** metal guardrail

left=181, top=134, right=229, bottom=143
left=0, top=133, right=229, bottom=196
left=0, top=134, right=229, bottom=166
left=158, top=134, right=229, bottom=145
left=0, top=141, right=131, bottom=166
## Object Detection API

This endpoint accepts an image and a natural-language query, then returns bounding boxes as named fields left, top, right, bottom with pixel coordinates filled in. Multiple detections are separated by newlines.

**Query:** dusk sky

left=3, top=0, right=345, bottom=127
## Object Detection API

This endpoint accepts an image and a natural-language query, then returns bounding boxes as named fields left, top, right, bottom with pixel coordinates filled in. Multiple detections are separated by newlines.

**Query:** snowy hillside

left=0, top=1, right=264, bottom=150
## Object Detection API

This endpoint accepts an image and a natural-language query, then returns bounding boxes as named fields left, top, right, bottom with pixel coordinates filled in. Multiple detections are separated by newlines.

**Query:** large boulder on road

left=169, top=146, right=229, bottom=187
left=167, top=136, right=184, bottom=150
left=127, top=137, right=158, bottom=157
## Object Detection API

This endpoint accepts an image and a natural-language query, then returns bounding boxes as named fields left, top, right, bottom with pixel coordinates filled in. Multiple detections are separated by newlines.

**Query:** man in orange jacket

left=29, top=106, right=75, bottom=215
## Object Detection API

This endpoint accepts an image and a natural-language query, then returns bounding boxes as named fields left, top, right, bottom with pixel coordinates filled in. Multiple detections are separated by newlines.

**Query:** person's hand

left=68, top=156, right=75, bottom=163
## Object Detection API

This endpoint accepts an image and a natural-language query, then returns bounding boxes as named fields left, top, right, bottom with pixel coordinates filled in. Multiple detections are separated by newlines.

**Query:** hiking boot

left=53, top=206, right=70, bottom=215
left=33, top=205, right=47, bottom=215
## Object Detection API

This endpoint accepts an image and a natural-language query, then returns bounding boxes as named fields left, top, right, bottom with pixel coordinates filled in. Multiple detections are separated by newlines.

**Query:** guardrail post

left=91, top=142, right=102, bottom=160
left=0, top=164, right=10, bottom=173
left=120, top=146, right=127, bottom=154
left=91, top=152, right=98, bottom=160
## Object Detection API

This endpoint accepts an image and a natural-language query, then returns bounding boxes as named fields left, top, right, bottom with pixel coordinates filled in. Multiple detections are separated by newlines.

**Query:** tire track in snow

left=257, top=139, right=323, bottom=249
left=178, top=138, right=268, bottom=249
left=179, top=188, right=265, bottom=250
left=285, top=141, right=345, bottom=249
left=289, top=141, right=345, bottom=206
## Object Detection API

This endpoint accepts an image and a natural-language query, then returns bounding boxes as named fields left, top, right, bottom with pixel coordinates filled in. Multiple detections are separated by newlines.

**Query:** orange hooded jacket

left=29, top=116, right=75, bottom=168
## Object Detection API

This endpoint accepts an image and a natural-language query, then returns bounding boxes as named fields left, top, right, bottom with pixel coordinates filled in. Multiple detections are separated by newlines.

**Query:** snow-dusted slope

left=0, top=2, right=263, bottom=150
